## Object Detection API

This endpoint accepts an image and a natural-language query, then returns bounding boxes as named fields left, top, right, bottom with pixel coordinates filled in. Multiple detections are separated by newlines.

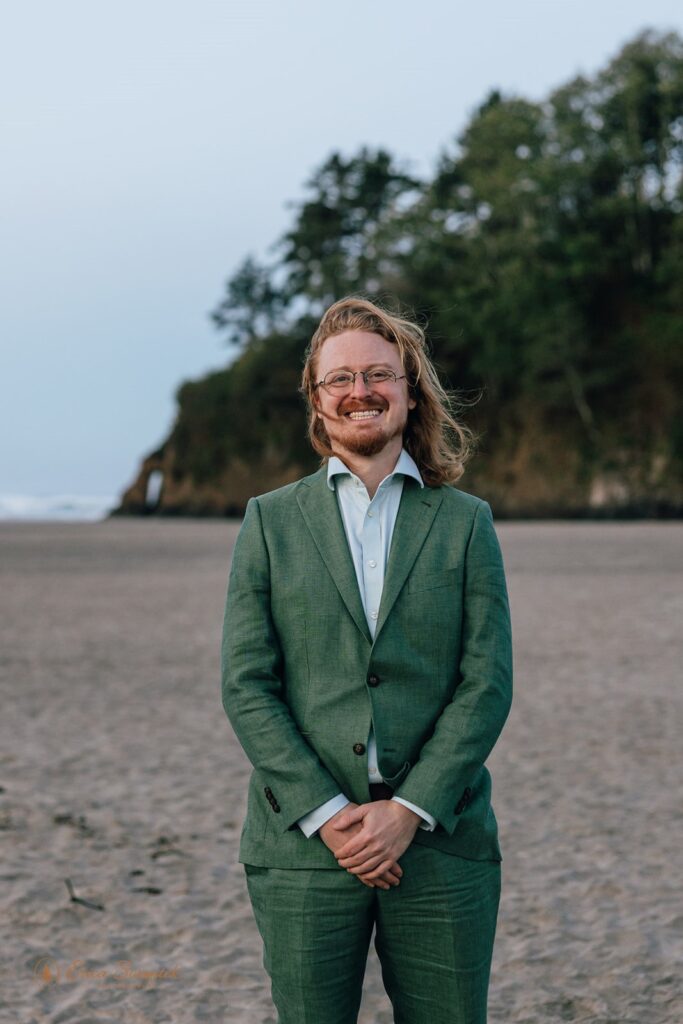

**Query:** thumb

left=332, top=805, right=366, bottom=830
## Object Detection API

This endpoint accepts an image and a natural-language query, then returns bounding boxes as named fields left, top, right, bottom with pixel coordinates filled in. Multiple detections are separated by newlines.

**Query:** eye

left=367, top=370, right=393, bottom=384
left=326, top=372, right=354, bottom=386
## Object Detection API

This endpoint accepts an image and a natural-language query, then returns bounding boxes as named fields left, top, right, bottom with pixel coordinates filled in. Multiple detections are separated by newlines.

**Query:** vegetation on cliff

left=115, top=30, right=683, bottom=518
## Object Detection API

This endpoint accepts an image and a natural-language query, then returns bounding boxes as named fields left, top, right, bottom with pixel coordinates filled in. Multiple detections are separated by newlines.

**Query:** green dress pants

left=244, top=843, right=501, bottom=1024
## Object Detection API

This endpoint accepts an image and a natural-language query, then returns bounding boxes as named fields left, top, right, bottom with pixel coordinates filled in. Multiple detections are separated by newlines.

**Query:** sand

left=1, top=517, right=681, bottom=1024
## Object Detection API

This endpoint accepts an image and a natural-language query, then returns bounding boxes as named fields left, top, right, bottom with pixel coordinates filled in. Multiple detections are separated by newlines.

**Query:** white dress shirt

left=297, top=448, right=437, bottom=837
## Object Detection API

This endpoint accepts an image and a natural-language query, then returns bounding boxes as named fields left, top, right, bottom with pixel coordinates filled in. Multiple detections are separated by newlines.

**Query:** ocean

left=0, top=493, right=118, bottom=521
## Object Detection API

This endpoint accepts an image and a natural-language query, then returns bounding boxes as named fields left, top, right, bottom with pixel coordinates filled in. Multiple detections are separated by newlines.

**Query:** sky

left=2, top=0, right=682, bottom=499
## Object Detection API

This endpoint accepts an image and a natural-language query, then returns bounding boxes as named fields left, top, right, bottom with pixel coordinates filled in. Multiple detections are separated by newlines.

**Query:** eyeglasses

left=314, top=369, right=407, bottom=392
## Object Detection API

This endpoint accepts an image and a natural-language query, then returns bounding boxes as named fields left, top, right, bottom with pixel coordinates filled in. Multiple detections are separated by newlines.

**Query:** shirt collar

left=326, top=449, right=424, bottom=491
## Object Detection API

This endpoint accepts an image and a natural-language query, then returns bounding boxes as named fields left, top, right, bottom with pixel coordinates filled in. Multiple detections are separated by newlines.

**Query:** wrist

left=391, top=800, right=421, bottom=827
left=321, top=802, right=356, bottom=831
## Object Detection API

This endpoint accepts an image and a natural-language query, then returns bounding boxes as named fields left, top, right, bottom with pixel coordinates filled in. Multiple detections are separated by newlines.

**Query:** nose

left=350, top=372, right=372, bottom=397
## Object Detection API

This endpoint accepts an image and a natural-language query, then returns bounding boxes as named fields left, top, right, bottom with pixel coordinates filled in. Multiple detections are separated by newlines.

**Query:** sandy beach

left=1, top=517, right=681, bottom=1024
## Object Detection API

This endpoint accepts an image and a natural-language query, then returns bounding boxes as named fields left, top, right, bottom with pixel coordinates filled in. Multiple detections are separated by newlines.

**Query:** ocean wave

left=0, top=494, right=117, bottom=521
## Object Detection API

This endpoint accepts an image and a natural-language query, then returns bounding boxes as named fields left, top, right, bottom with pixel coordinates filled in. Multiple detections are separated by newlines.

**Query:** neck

left=332, top=439, right=403, bottom=498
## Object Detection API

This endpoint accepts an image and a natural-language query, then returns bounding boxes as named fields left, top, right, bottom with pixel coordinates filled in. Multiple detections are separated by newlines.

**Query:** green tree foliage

left=274, top=147, right=421, bottom=312
left=209, top=254, right=286, bottom=347
left=189, top=30, right=683, bottom=511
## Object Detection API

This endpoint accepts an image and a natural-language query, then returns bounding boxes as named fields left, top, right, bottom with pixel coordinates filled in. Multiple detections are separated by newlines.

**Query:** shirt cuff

left=392, top=796, right=437, bottom=832
left=297, top=794, right=351, bottom=838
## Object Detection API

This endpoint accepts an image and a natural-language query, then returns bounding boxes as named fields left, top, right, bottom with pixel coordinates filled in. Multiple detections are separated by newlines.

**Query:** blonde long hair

left=300, top=296, right=478, bottom=486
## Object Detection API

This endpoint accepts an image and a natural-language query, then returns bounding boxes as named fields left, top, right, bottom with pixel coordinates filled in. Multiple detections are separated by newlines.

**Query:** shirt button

left=368, top=559, right=377, bottom=568
left=370, top=610, right=378, bottom=619
left=367, top=511, right=374, bottom=517
left=353, top=743, right=366, bottom=755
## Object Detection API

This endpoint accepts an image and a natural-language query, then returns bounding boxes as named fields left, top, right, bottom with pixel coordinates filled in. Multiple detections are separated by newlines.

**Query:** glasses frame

left=314, top=369, right=408, bottom=393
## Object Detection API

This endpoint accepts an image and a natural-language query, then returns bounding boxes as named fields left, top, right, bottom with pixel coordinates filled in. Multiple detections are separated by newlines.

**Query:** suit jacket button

left=353, top=743, right=366, bottom=755
left=367, top=674, right=380, bottom=687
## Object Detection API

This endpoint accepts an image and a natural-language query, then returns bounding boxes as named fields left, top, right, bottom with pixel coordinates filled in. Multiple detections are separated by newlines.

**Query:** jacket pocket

left=382, top=760, right=411, bottom=788
left=407, top=567, right=459, bottom=593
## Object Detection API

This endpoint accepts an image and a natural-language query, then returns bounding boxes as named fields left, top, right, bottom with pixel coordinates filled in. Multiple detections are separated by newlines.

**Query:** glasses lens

left=366, top=370, right=395, bottom=384
left=322, top=370, right=397, bottom=390
left=324, top=372, right=355, bottom=389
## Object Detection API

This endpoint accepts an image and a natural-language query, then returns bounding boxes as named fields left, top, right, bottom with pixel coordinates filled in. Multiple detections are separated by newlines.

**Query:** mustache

left=338, top=399, right=388, bottom=415
left=314, top=400, right=388, bottom=425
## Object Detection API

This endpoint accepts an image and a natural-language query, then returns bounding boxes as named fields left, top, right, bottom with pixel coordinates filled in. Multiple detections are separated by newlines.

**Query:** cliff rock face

left=112, top=441, right=315, bottom=518
left=112, top=405, right=683, bottom=519
left=468, top=409, right=683, bottom=517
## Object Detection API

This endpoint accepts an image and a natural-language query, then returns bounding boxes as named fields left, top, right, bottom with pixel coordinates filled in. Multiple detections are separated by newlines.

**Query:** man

left=221, top=296, right=513, bottom=1024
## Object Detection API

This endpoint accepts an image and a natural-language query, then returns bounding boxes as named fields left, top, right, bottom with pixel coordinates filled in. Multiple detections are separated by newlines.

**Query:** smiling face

left=312, top=330, right=416, bottom=462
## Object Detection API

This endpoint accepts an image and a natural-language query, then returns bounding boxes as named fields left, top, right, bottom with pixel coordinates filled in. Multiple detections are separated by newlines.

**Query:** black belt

left=369, top=782, right=394, bottom=801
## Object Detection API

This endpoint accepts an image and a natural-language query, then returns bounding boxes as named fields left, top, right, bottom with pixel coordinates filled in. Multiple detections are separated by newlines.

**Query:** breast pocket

left=407, top=567, right=459, bottom=594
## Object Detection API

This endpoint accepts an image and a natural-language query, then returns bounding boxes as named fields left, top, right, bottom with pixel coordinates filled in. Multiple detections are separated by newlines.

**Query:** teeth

left=348, top=410, right=381, bottom=420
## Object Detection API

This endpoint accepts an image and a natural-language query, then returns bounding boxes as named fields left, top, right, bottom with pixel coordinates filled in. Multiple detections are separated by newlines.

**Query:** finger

left=338, top=834, right=403, bottom=868
left=336, top=835, right=375, bottom=860
left=360, top=871, right=390, bottom=890
left=332, top=807, right=365, bottom=830
left=363, top=861, right=402, bottom=886
left=359, top=867, right=396, bottom=888
left=362, top=859, right=398, bottom=883
left=337, top=847, right=382, bottom=868
left=330, top=820, right=357, bottom=836
left=346, top=854, right=385, bottom=875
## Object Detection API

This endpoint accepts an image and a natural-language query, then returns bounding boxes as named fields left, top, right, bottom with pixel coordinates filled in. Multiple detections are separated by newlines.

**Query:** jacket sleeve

left=392, top=499, right=513, bottom=835
left=221, top=497, right=344, bottom=832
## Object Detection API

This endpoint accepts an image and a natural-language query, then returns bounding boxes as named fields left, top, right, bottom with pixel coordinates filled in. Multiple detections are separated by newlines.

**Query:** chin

left=342, top=432, right=390, bottom=457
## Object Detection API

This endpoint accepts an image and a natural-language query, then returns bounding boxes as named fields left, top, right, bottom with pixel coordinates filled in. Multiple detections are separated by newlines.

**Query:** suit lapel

left=375, top=479, right=443, bottom=640
left=296, top=468, right=372, bottom=645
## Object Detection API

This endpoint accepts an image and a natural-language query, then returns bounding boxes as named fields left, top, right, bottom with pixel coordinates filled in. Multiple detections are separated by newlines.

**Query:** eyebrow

left=324, top=362, right=397, bottom=373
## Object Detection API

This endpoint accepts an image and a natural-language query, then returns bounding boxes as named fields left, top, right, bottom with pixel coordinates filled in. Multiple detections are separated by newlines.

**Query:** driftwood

left=64, top=877, right=105, bottom=911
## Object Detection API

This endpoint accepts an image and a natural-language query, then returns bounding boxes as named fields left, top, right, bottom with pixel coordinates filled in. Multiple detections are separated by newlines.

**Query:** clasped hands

left=319, top=800, right=421, bottom=890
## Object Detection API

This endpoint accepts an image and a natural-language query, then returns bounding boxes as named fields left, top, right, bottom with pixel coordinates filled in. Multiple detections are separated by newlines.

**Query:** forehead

left=316, top=330, right=402, bottom=373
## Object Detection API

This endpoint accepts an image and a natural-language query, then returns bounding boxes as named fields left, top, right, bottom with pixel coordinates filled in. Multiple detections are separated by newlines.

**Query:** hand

left=319, top=803, right=403, bottom=890
left=331, top=800, right=421, bottom=882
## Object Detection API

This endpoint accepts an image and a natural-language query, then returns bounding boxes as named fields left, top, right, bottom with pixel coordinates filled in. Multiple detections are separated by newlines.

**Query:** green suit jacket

left=221, top=466, right=513, bottom=868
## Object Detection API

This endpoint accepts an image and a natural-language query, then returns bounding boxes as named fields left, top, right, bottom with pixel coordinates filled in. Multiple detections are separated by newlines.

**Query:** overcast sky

left=2, top=0, right=682, bottom=498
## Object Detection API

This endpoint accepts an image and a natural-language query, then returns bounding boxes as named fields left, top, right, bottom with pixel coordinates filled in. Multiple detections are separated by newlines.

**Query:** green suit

left=221, top=466, right=513, bottom=1022
left=221, top=467, right=512, bottom=864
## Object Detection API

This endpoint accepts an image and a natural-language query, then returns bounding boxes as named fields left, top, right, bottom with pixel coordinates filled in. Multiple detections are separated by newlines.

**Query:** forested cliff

left=114, top=31, right=683, bottom=518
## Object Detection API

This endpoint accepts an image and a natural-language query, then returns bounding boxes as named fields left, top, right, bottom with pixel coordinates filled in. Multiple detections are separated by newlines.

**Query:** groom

left=221, top=296, right=513, bottom=1023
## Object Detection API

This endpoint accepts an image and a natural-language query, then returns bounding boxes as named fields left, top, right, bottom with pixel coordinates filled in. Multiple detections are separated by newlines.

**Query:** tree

left=275, top=148, right=421, bottom=312
left=210, top=254, right=286, bottom=347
